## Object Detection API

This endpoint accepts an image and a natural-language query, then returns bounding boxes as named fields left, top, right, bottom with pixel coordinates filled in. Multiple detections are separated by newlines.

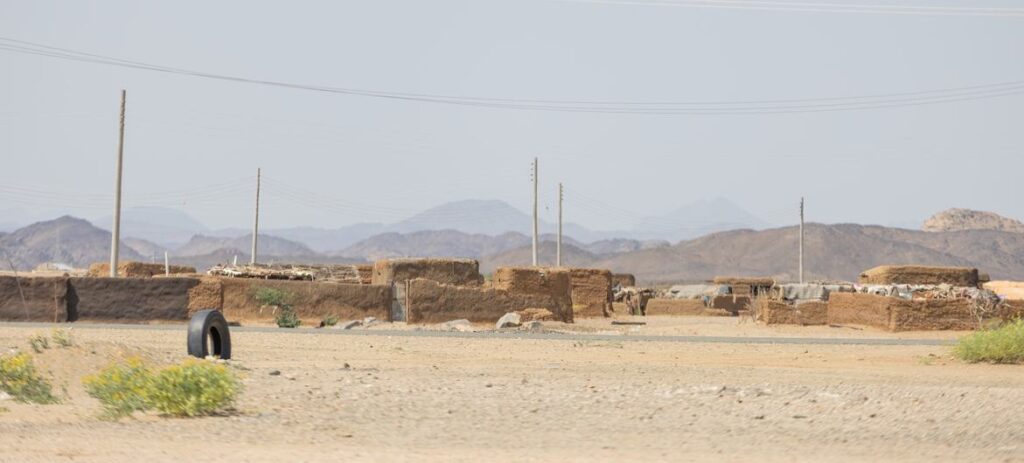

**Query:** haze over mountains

left=74, top=197, right=768, bottom=251
left=2, top=203, right=1023, bottom=283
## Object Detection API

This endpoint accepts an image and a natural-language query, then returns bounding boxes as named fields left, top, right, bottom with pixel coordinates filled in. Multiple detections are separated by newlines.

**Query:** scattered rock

left=336, top=320, right=362, bottom=330
left=496, top=312, right=522, bottom=329
left=516, top=308, right=554, bottom=322
left=362, top=317, right=380, bottom=327
left=441, top=319, right=473, bottom=332
left=268, top=370, right=281, bottom=376
left=521, top=320, right=544, bottom=332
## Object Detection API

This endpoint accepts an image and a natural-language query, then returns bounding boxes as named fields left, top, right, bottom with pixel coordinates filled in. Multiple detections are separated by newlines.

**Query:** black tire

left=187, top=310, right=232, bottom=360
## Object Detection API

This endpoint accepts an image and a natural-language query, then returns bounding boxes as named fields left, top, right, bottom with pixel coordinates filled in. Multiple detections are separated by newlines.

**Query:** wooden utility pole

left=251, top=168, right=261, bottom=265
left=799, top=197, right=805, bottom=284
left=557, top=182, right=563, bottom=267
left=532, top=158, right=538, bottom=267
left=109, top=89, right=127, bottom=278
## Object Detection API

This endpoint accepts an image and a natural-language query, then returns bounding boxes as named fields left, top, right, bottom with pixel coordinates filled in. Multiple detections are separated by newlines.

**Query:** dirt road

left=0, top=319, right=1021, bottom=462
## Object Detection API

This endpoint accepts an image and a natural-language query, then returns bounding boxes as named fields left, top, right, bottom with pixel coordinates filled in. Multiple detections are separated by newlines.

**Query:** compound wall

left=0, top=276, right=69, bottom=322
left=87, top=262, right=197, bottom=278
left=406, top=278, right=574, bottom=324
left=209, top=278, right=392, bottom=324
left=567, top=268, right=613, bottom=318
left=371, top=258, right=483, bottom=287
left=826, top=292, right=1009, bottom=331
left=858, top=266, right=979, bottom=287
left=68, top=277, right=199, bottom=322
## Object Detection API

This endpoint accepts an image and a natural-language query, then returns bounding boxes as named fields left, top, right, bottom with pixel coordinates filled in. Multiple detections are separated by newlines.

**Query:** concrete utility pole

left=251, top=168, right=261, bottom=265
left=799, top=197, right=805, bottom=284
left=557, top=182, right=563, bottom=267
left=109, top=89, right=127, bottom=278
left=531, top=158, right=539, bottom=267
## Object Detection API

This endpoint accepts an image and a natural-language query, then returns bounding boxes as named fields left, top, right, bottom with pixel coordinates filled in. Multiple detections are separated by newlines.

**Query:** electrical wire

left=553, top=0, right=1024, bottom=17
left=1, top=37, right=1022, bottom=115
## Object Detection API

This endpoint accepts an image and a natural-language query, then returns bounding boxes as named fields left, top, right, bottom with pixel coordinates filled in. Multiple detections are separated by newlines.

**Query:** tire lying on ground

left=187, top=309, right=232, bottom=360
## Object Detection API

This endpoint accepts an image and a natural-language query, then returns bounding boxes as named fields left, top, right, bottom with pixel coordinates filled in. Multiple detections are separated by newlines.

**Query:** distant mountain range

left=0, top=216, right=143, bottom=270
left=3, top=206, right=1023, bottom=284
left=924, top=208, right=1024, bottom=234
left=78, top=197, right=767, bottom=251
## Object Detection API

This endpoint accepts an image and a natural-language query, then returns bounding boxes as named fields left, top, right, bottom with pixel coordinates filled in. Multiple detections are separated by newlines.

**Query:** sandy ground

left=0, top=318, right=1022, bottom=463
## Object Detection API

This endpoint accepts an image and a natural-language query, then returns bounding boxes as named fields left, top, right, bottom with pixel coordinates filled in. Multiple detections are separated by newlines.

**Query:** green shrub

left=254, top=287, right=301, bottom=328
left=954, top=319, right=1024, bottom=364
left=147, top=359, right=241, bottom=417
left=0, top=353, right=59, bottom=404
left=275, top=305, right=301, bottom=328
left=253, top=287, right=290, bottom=308
left=321, top=314, right=339, bottom=327
left=51, top=329, right=74, bottom=348
left=83, top=358, right=241, bottom=418
left=28, top=333, right=49, bottom=353
left=83, top=358, right=154, bottom=419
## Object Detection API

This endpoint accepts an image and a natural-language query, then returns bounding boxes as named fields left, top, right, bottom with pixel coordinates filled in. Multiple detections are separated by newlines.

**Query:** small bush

left=84, top=358, right=241, bottom=418
left=254, top=287, right=301, bottom=328
left=0, top=353, right=59, bottom=404
left=953, top=319, right=1024, bottom=364
left=321, top=314, right=339, bottom=327
left=148, top=359, right=241, bottom=417
left=51, top=329, right=74, bottom=348
left=83, top=358, right=154, bottom=419
left=28, top=333, right=49, bottom=353
left=253, top=287, right=290, bottom=308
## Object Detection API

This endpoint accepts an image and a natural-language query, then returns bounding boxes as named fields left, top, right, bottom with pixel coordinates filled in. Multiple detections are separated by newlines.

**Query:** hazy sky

left=2, top=0, right=1022, bottom=231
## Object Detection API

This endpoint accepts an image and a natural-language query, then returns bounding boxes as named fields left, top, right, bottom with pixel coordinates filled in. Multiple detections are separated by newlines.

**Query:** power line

left=554, top=0, right=1024, bottom=17
left=1, top=37, right=1022, bottom=114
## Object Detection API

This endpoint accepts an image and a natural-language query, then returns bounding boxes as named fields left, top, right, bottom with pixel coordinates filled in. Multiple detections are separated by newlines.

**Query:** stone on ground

left=496, top=312, right=522, bottom=329
left=441, top=319, right=473, bottom=332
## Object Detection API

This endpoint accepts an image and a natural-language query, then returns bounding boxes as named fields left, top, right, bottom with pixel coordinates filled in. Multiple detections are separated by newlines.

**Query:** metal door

left=390, top=280, right=408, bottom=322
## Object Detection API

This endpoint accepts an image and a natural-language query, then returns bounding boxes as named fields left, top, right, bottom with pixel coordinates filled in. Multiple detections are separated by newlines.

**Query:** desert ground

left=1, top=317, right=1022, bottom=463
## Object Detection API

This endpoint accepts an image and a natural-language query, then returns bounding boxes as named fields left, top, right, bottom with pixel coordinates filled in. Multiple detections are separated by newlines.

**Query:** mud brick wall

left=491, top=267, right=573, bottom=322
left=888, top=298, right=976, bottom=332
left=0, top=276, right=69, bottom=322
left=68, top=277, right=199, bottom=322
left=642, top=298, right=731, bottom=316
left=612, top=273, right=636, bottom=288
left=209, top=278, right=391, bottom=324
left=827, top=293, right=893, bottom=330
left=187, top=277, right=224, bottom=316
left=759, top=300, right=800, bottom=325
left=356, top=264, right=374, bottom=285
left=710, top=295, right=750, bottom=314
left=567, top=268, right=613, bottom=318
left=858, top=266, right=978, bottom=287
left=794, top=301, right=828, bottom=325
left=371, top=258, right=483, bottom=287
left=406, top=278, right=574, bottom=324
left=87, top=262, right=196, bottom=278
left=761, top=300, right=827, bottom=326
left=828, top=293, right=986, bottom=331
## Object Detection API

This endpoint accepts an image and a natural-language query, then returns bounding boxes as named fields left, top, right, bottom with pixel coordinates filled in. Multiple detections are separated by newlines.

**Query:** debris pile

left=206, top=263, right=364, bottom=283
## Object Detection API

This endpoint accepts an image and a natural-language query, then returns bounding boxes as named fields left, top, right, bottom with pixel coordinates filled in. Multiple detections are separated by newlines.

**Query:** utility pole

left=251, top=167, right=261, bottom=265
left=799, top=197, right=804, bottom=284
left=109, top=89, right=127, bottom=278
left=557, top=182, right=563, bottom=267
left=531, top=158, right=538, bottom=267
